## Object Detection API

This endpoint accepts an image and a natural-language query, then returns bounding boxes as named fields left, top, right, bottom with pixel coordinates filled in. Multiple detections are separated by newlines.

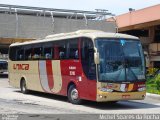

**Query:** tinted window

left=9, top=47, right=17, bottom=61
left=17, top=47, right=24, bottom=60
left=33, top=47, right=43, bottom=60
left=57, top=41, right=67, bottom=59
left=9, top=38, right=80, bottom=61
left=68, top=39, right=79, bottom=59
left=96, top=38, right=145, bottom=82
left=44, top=47, right=52, bottom=60
left=43, top=42, right=54, bottom=60
left=24, top=46, right=32, bottom=60
left=81, top=37, right=96, bottom=80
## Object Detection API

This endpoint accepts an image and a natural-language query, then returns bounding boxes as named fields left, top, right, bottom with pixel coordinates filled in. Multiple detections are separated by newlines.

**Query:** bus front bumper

left=96, top=90, right=146, bottom=102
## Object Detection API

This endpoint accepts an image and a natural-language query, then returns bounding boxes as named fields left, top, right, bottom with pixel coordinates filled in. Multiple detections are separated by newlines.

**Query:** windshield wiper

left=124, top=57, right=138, bottom=81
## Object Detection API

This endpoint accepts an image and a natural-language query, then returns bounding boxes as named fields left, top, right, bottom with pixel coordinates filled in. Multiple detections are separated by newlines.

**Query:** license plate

left=122, top=95, right=130, bottom=99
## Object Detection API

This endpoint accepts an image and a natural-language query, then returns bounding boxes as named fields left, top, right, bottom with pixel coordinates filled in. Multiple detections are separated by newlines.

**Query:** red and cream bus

left=9, top=30, right=146, bottom=104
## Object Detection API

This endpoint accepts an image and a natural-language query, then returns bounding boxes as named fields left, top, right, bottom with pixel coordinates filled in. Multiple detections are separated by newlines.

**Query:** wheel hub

left=71, top=89, right=78, bottom=100
left=22, top=82, right=26, bottom=92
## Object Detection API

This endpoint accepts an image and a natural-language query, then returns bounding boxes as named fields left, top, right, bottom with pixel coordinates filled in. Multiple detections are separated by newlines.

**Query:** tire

left=68, top=85, right=82, bottom=104
left=20, top=79, right=29, bottom=94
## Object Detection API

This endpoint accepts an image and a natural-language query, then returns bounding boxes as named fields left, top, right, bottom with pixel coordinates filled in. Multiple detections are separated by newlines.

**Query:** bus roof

left=10, top=30, right=139, bottom=47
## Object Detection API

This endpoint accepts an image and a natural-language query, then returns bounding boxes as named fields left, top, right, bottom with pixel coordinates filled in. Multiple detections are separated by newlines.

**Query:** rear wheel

left=68, top=85, right=82, bottom=104
left=20, top=79, right=28, bottom=94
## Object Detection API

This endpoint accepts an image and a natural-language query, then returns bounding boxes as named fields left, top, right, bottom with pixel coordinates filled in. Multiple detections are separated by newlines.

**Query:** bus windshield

left=95, top=38, right=145, bottom=83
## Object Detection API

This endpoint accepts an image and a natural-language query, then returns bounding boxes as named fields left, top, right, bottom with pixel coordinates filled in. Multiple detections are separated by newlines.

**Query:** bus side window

left=68, top=39, right=79, bottom=59
left=44, top=47, right=52, bottom=60
left=17, top=48, right=24, bottom=60
left=59, top=51, right=65, bottom=59
left=25, top=48, right=32, bottom=60
left=43, top=42, right=54, bottom=60
left=58, top=41, right=66, bottom=60
left=33, top=47, right=42, bottom=60
left=9, top=47, right=17, bottom=61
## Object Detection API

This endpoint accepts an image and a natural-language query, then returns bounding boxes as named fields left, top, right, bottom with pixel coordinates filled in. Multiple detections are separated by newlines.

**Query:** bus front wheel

left=68, top=85, right=82, bottom=104
left=20, top=79, right=28, bottom=94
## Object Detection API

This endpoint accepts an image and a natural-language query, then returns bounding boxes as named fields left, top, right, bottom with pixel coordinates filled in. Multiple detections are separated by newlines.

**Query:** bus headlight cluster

left=138, top=87, right=146, bottom=91
left=99, top=88, right=113, bottom=92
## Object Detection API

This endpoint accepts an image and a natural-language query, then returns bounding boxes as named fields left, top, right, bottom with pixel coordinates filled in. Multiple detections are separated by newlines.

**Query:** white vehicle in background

left=0, top=59, right=8, bottom=73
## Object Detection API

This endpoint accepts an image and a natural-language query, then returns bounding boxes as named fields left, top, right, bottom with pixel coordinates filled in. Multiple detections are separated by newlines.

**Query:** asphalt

left=146, top=93, right=160, bottom=100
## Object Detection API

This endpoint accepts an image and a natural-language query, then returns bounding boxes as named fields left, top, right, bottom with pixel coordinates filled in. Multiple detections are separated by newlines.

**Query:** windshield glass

left=95, top=38, right=145, bottom=82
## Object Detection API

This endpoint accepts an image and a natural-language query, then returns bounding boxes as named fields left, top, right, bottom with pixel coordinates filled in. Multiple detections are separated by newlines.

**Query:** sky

left=0, top=0, right=159, bottom=15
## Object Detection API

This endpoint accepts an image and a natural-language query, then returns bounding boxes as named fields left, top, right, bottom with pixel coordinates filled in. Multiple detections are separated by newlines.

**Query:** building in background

left=0, top=4, right=116, bottom=59
left=111, top=4, right=160, bottom=68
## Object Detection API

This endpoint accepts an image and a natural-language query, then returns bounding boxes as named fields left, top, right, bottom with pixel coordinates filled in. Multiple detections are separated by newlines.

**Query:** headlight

left=99, top=88, right=113, bottom=92
left=138, top=87, right=146, bottom=91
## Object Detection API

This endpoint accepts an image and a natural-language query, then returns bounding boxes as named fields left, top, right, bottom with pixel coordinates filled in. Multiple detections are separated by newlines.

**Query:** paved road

left=0, top=73, right=160, bottom=119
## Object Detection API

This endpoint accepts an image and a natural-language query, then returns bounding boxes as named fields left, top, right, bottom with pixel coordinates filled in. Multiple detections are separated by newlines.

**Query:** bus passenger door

left=80, top=38, right=97, bottom=101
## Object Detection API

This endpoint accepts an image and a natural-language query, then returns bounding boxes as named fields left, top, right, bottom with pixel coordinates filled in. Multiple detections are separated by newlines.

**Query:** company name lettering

left=13, top=64, right=29, bottom=70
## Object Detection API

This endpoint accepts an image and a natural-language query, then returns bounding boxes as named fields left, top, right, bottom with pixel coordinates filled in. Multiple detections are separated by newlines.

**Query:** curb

left=146, top=93, right=160, bottom=100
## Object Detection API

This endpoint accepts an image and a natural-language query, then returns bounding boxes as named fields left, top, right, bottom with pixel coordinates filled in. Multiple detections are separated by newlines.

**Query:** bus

left=0, top=59, right=8, bottom=73
left=8, top=30, right=146, bottom=104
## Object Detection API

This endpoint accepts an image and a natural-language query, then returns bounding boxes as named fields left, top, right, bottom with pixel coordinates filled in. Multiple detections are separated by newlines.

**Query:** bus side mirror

left=94, top=52, right=100, bottom=64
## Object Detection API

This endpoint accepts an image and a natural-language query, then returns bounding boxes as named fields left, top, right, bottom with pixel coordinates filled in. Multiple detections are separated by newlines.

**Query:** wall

left=0, top=13, right=116, bottom=39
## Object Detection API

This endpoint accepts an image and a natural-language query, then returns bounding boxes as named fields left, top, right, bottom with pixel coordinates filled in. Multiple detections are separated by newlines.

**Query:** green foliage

left=147, top=68, right=159, bottom=76
left=155, top=75, right=160, bottom=91
left=146, top=74, right=160, bottom=95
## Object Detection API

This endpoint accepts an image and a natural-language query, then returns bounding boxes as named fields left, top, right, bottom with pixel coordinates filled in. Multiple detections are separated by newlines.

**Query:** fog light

left=99, top=95, right=103, bottom=98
